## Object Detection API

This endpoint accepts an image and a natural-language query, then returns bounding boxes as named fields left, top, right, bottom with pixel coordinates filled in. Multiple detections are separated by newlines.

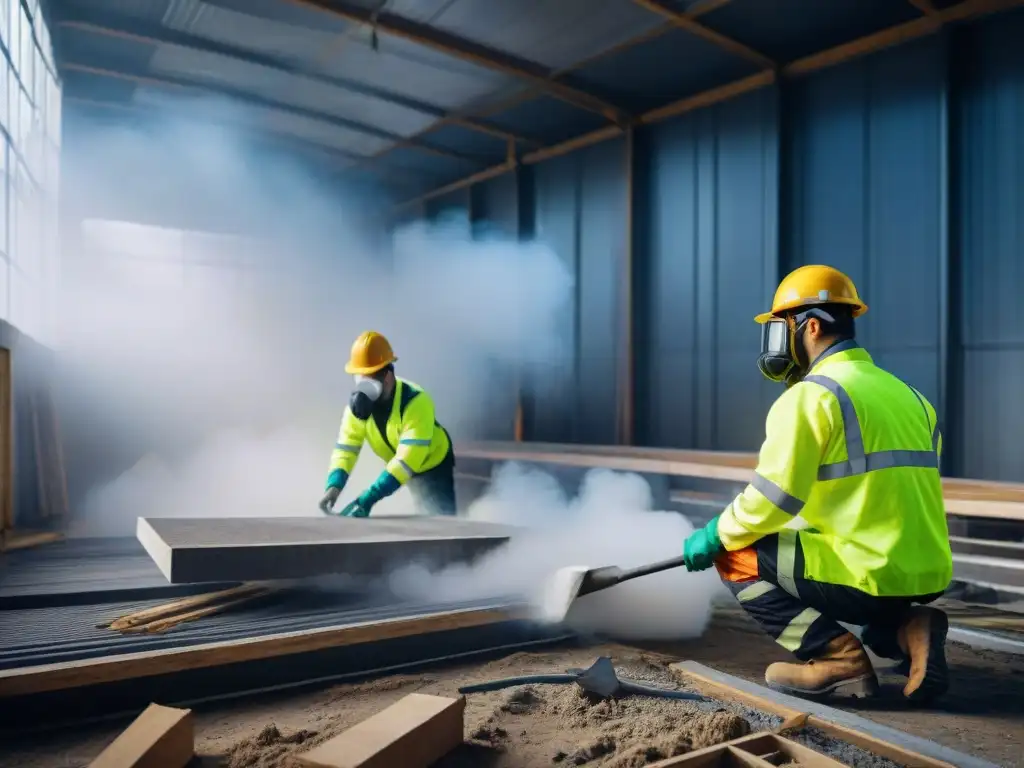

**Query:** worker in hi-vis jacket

left=319, top=331, right=456, bottom=518
left=681, top=265, right=953, bottom=704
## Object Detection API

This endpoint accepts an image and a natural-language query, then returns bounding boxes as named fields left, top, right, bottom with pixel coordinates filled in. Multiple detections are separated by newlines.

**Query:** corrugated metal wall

left=402, top=8, right=1024, bottom=481
left=638, top=87, right=780, bottom=451
left=956, top=11, right=1024, bottom=482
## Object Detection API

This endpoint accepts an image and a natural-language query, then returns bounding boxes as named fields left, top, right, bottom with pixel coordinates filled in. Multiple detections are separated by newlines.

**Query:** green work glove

left=340, top=499, right=371, bottom=518
left=683, top=516, right=723, bottom=572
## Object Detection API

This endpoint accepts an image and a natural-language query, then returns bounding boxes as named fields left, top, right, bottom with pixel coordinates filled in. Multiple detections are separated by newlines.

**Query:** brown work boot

left=897, top=606, right=950, bottom=703
left=764, top=632, right=878, bottom=699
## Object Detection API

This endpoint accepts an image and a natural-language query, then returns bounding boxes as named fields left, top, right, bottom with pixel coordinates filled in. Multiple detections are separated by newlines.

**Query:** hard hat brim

left=344, top=356, right=398, bottom=375
left=753, top=300, right=868, bottom=324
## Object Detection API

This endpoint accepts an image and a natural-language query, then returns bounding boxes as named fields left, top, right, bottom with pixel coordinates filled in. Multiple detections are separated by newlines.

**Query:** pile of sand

left=465, top=682, right=751, bottom=767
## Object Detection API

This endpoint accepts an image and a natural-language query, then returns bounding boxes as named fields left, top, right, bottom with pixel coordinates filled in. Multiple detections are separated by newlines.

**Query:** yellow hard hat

left=345, top=331, right=397, bottom=375
left=754, top=265, right=867, bottom=324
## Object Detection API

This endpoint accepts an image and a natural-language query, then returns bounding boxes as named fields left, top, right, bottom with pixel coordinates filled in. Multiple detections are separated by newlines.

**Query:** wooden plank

left=88, top=703, right=193, bottom=768
left=457, top=442, right=1024, bottom=521
left=295, top=693, right=465, bottom=768
left=0, top=530, right=64, bottom=553
left=0, top=606, right=513, bottom=698
left=670, top=662, right=989, bottom=768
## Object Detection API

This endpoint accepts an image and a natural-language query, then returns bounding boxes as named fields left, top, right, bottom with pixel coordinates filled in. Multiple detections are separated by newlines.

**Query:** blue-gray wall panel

left=531, top=154, right=582, bottom=443
left=576, top=139, right=627, bottom=445
left=957, top=9, right=1024, bottom=481
left=785, top=37, right=946, bottom=407
left=641, top=87, right=779, bottom=451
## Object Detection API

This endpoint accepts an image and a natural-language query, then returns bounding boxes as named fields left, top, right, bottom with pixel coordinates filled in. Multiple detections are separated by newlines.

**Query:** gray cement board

left=137, top=516, right=518, bottom=584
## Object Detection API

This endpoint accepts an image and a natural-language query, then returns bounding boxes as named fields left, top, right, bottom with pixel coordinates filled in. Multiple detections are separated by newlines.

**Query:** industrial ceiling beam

left=57, top=13, right=541, bottom=148
left=393, top=0, right=1024, bottom=210
left=285, top=0, right=630, bottom=124
left=62, top=61, right=495, bottom=165
left=630, top=0, right=775, bottom=68
left=366, top=0, right=736, bottom=166
left=907, top=0, right=939, bottom=14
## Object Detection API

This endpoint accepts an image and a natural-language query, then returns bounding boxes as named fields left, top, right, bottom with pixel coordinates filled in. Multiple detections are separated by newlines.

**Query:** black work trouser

left=407, top=448, right=457, bottom=516
left=722, top=533, right=943, bottom=661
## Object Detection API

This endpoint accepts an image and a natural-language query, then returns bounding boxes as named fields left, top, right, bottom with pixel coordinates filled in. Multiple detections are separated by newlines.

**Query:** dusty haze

left=55, top=96, right=721, bottom=637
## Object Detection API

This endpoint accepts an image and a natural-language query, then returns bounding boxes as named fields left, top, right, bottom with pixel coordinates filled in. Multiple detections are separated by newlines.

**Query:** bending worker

left=319, top=331, right=456, bottom=518
left=682, top=265, right=952, bottom=704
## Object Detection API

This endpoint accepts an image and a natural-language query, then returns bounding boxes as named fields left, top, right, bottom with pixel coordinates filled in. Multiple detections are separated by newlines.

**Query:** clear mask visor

left=762, top=319, right=790, bottom=356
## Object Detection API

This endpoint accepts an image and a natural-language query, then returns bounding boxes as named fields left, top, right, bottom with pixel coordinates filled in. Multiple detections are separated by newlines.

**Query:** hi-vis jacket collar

left=808, top=339, right=872, bottom=374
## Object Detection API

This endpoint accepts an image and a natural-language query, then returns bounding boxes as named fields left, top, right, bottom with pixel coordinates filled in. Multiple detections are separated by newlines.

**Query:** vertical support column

left=620, top=127, right=635, bottom=446
left=939, top=27, right=962, bottom=481
left=516, top=165, right=536, bottom=442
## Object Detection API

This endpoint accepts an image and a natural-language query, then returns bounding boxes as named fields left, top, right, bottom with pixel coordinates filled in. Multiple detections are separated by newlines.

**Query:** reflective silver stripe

left=737, top=581, right=776, bottom=602
left=777, top=607, right=821, bottom=652
left=805, top=374, right=939, bottom=480
left=397, top=459, right=415, bottom=477
left=804, top=375, right=866, bottom=475
left=818, top=449, right=938, bottom=480
left=776, top=529, right=799, bottom=598
left=334, top=443, right=360, bottom=453
left=400, top=438, right=431, bottom=446
left=906, top=384, right=941, bottom=452
left=751, top=472, right=805, bottom=516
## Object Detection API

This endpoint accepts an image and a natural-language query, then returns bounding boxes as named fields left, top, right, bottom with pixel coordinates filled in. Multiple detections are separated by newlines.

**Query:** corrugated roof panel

left=150, top=42, right=294, bottom=94
left=63, top=70, right=140, bottom=103
left=80, top=0, right=174, bottom=22
left=386, top=0, right=665, bottom=71
left=374, top=146, right=481, bottom=180
left=132, top=85, right=392, bottom=156
left=61, top=27, right=158, bottom=71
left=280, top=78, right=438, bottom=137
left=485, top=95, right=609, bottom=145
left=569, top=26, right=759, bottom=114
left=417, top=123, right=509, bottom=157
left=150, top=43, right=437, bottom=136
left=323, top=33, right=514, bottom=111
left=164, top=0, right=341, bottom=65
left=700, top=0, right=921, bottom=62
left=193, top=0, right=350, bottom=34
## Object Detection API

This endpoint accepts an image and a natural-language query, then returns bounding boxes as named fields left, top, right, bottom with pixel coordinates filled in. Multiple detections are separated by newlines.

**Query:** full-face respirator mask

left=349, top=374, right=386, bottom=419
left=757, top=307, right=835, bottom=387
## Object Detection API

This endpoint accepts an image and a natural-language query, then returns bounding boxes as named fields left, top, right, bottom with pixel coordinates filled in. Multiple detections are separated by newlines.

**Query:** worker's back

left=795, top=345, right=952, bottom=597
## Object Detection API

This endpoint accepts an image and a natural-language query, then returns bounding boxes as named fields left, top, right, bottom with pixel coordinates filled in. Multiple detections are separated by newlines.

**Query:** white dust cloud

left=390, top=464, right=724, bottom=640
left=57, top=96, right=571, bottom=536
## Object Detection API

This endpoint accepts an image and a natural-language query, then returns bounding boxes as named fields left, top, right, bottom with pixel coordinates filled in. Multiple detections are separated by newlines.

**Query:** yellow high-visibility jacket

left=329, top=378, right=451, bottom=485
left=717, top=341, right=952, bottom=597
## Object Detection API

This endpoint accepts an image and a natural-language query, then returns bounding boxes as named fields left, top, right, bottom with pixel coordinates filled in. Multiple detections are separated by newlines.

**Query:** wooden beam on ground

left=456, top=442, right=1024, bottom=522
left=0, top=607, right=512, bottom=698
left=295, top=693, right=465, bottom=768
left=630, top=0, right=776, bottom=68
left=88, top=703, right=193, bottom=768
left=0, top=530, right=63, bottom=553
left=287, top=0, right=629, bottom=123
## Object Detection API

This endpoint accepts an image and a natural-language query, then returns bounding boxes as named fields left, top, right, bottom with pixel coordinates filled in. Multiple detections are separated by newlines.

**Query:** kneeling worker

left=682, top=265, right=952, bottom=703
left=319, top=331, right=456, bottom=518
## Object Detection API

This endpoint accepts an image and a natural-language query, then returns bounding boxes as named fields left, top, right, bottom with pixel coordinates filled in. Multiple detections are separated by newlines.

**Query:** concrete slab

left=88, top=703, right=193, bottom=768
left=137, top=516, right=517, bottom=583
left=295, top=692, right=465, bottom=768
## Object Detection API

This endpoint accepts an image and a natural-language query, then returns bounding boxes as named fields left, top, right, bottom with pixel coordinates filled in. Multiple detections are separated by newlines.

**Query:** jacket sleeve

left=387, top=393, right=436, bottom=485
left=716, top=382, right=833, bottom=551
left=329, top=407, right=366, bottom=479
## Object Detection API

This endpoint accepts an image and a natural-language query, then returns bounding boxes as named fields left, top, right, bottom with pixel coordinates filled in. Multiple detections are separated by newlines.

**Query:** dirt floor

left=4, top=608, right=1024, bottom=768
